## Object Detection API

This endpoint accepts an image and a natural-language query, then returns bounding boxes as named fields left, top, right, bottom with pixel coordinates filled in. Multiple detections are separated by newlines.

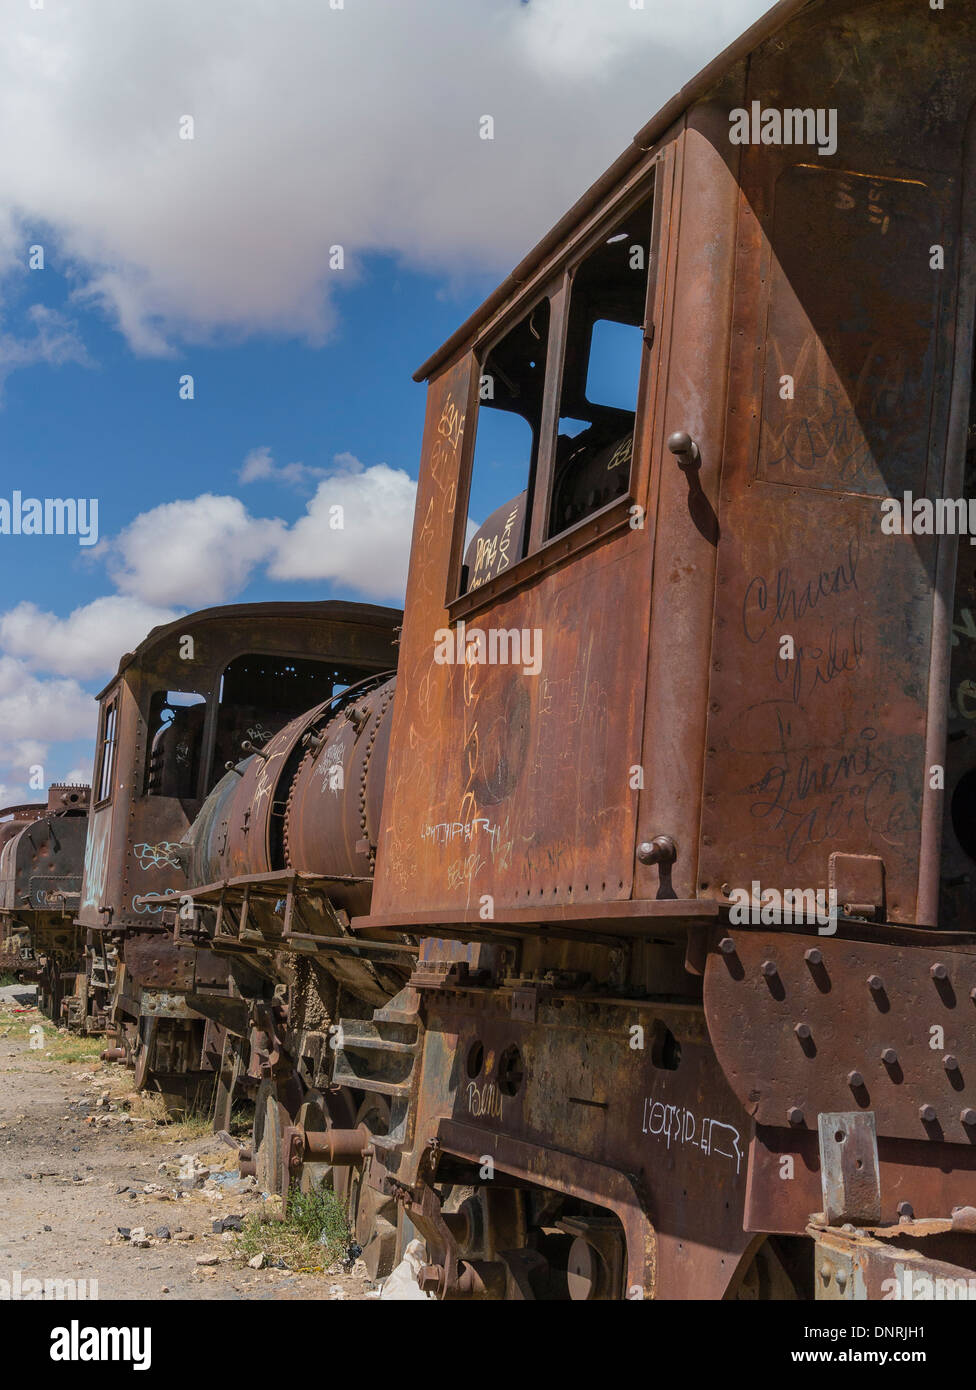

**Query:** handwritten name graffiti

left=740, top=537, right=863, bottom=704
left=745, top=719, right=912, bottom=866
left=469, top=501, right=523, bottom=592
left=467, top=1081, right=502, bottom=1120
left=133, top=841, right=183, bottom=871
left=422, top=818, right=501, bottom=854
left=641, top=1099, right=743, bottom=1175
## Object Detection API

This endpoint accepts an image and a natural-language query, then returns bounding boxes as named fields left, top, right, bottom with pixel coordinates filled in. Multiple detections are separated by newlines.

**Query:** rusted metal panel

left=706, top=927, right=976, bottom=1142
left=374, top=368, right=653, bottom=918
left=698, top=0, right=976, bottom=927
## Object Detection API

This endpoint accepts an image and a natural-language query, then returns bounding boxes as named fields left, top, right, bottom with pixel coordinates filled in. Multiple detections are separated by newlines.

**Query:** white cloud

left=0, top=0, right=770, bottom=351
left=0, top=304, right=89, bottom=386
left=0, top=595, right=181, bottom=679
left=106, top=494, right=285, bottom=607
left=0, top=657, right=94, bottom=772
left=239, top=445, right=325, bottom=491
left=99, top=456, right=417, bottom=607
left=268, top=455, right=417, bottom=600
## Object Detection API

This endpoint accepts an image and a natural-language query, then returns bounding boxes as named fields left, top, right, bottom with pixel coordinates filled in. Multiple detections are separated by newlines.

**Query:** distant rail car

left=0, top=785, right=90, bottom=1024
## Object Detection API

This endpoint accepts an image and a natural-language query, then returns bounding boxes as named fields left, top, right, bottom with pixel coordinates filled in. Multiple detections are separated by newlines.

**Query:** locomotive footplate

left=173, top=870, right=415, bottom=970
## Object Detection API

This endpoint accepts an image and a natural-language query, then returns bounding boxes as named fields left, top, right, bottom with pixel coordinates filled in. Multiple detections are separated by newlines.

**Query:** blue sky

left=0, top=0, right=770, bottom=803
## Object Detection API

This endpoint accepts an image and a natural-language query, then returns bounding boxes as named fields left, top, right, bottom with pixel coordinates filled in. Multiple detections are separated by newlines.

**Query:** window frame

left=446, top=162, right=666, bottom=619
left=93, top=693, right=119, bottom=808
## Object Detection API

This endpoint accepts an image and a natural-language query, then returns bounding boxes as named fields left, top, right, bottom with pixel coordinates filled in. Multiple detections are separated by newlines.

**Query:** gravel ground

left=0, top=999, right=375, bottom=1303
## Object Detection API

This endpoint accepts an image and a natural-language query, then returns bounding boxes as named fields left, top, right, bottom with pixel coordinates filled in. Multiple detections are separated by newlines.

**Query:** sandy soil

left=0, top=996, right=374, bottom=1303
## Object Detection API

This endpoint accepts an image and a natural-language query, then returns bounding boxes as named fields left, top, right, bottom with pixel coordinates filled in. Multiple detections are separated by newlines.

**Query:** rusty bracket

left=817, top=1111, right=881, bottom=1226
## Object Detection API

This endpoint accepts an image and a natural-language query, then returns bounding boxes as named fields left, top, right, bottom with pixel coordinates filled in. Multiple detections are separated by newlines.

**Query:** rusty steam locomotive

left=7, top=0, right=976, bottom=1300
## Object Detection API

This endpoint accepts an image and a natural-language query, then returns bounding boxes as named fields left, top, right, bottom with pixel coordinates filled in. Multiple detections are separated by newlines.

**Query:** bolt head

left=804, top=948, right=823, bottom=967
left=794, top=1022, right=811, bottom=1040
left=718, top=936, right=736, bottom=956
left=847, top=1070, right=864, bottom=1089
left=760, top=959, right=777, bottom=978
left=881, top=1048, right=898, bottom=1066
left=867, top=974, right=884, bottom=992
left=897, top=1201, right=914, bottom=1219
left=787, top=1106, right=804, bottom=1126
left=931, top=962, right=949, bottom=981
left=944, top=1055, right=960, bottom=1071
left=961, top=1109, right=976, bottom=1126
left=919, top=1104, right=936, bottom=1123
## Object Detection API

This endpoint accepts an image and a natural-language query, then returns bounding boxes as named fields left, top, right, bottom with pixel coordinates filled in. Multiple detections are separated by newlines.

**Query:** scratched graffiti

left=422, top=818, right=501, bottom=853
left=466, top=1080, right=502, bottom=1119
left=133, top=841, right=183, bottom=871
left=641, top=1098, right=743, bottom=1176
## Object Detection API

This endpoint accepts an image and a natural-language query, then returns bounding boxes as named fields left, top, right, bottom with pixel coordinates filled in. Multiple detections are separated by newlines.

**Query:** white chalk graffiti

left=641, top=1099, right=743, bottom=1176
left=423, top=819, right=501, bottom=853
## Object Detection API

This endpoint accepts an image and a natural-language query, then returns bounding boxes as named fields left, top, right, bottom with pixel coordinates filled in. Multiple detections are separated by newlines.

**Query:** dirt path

left=0, top=997, right=374, bottom=1302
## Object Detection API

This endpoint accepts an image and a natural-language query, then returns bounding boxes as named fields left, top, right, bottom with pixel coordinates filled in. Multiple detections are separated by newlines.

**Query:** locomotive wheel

left=336, top=1094, right=398, bottom=1280
left=253, top=1078, right=291, bottom=1196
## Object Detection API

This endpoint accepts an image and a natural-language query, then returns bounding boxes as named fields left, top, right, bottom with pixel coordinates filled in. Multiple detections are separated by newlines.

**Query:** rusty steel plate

left=705, top=929, right=976, bottom=1143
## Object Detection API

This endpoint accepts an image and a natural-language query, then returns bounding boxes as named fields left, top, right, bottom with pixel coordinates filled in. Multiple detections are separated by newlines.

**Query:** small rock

left=173, top=1231, right=194, bottom=1242
left=212, top=1214, right=244, bottom=1234
left=115, top=1184, right=130, bottom=1195
left=247, top=1253, right=265, bottom=1270
left=160, top=1286, right=169, bottom=1294
left=117, top=1227, right=132, bottom=1241
left=195, top=1254, right=219, bottom=1267
left=42, top=1225, right=51, bottom=1233
left=155, top=1227, right=171, bottom=1240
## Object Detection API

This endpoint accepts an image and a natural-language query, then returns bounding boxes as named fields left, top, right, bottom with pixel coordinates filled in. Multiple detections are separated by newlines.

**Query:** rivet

left=847, top=1070, right=864, bottom=1089
left=944, top=1055, right=960, bottom=1072
left=718, top=937, right=736, bottom=955
left=931, top=962, right=949, bottom=981
left=897, top=1201, right=914, bottom=1219
left=867, top=974, right=884, bottom=992
left=794, top=1023, right=811, bottom=1040
left=919, top=1104, right=936, bottom=1123
left=881, top=1048, right=898, bottom=1066
left=761, top=959, right=778, bottom=978
left=961, top=1109, right=976, bottom=1126
left=787, top=1106, right=804, bottom=1126
left=804, top=948, right=823, bottom=967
